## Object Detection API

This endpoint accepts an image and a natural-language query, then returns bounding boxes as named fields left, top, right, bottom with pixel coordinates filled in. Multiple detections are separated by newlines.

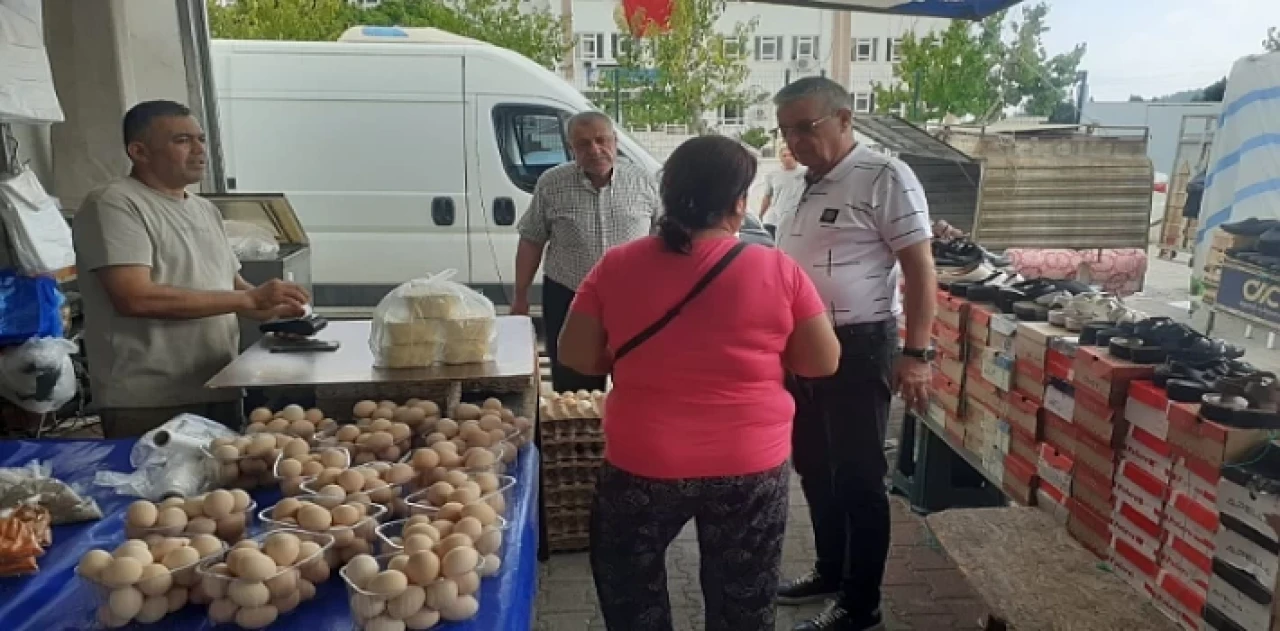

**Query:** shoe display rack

left=540, top=390, right=606, bottom=553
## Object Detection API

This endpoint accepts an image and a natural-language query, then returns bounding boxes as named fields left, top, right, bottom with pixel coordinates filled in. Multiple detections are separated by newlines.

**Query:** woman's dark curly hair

left=657, top=136, right=758, bottom=254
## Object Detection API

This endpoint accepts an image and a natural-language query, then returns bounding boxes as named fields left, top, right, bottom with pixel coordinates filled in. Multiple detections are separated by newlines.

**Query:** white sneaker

left=938, top=261, right=996, bottom=285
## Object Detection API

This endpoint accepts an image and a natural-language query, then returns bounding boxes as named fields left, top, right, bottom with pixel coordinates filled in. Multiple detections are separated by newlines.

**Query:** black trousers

left=789, top=320, right=897, bottom=618
left=590, top=461, right=791, bottom=631
left=542, top=276, right=609, bottom=393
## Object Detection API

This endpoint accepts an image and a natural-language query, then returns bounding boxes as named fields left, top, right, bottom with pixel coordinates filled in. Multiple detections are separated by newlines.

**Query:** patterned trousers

left=589, top=461, right=790, bottom=631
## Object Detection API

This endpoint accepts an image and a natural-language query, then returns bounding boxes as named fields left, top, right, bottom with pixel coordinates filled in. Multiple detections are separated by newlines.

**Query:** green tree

left=874, top=2, right=1086, bottom=123
left=1196, top=78, right=1227, bottom=102
left=1000, top=3, right=1086, bottom=116
left=739, top=127, right=770, bottom=150
left=1265, top=27, right=1280, bottom=52
left=207, top=0, right=357, bottom=41
left=873, top=17, right=1004, bottom=122
left=207, top=0, right=568, bottom=69
left=601, top=0, right=756, bottom=130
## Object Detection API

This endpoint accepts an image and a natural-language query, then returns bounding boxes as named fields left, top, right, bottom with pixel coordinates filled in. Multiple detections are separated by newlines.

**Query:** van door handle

left=431, top=197, right=456, bottom=226
left=493, top=198, right=516, bottom=226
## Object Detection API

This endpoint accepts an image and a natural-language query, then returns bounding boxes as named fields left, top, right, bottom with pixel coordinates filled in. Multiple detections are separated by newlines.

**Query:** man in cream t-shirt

left=759, top=145, right=807, bottom=236
left=73, top=100, right=310, bottom=438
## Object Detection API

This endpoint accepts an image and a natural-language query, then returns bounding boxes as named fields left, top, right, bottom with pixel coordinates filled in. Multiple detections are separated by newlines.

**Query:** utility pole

left=829, top=10, right=850, bottom=88
left=1075, top=71, right=1089, bottom=124
left=560, top=0, right=575, bottom=82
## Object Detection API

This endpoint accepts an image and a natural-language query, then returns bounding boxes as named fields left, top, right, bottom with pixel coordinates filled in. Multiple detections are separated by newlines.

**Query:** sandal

left=1201, top=373, right=1279, bottom=429
left=1108, top=337, right=1167, bottom=364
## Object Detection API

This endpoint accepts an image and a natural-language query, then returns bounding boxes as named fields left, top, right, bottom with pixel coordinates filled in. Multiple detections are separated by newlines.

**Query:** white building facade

left=560, top=0, right=949, bottom=132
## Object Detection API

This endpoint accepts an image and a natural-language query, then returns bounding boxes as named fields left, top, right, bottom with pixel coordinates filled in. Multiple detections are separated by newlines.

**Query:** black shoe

left=793, top=602, right=884, bottom=631
left=777, top=569, right=838, bottom=605
left=1221, top=217, right=1280, bottom=236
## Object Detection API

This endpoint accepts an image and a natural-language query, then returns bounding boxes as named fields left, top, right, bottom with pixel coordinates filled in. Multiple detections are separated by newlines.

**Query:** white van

left=210, top=26, right=663, bottom=311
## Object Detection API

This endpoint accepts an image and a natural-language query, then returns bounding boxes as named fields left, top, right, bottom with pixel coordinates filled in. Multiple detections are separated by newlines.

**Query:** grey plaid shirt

left=517, top=160, right=661, bottom=289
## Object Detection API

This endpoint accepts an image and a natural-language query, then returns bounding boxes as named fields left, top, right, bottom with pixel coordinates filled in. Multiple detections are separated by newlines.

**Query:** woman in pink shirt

left=558, top=135, right=841, bottom=631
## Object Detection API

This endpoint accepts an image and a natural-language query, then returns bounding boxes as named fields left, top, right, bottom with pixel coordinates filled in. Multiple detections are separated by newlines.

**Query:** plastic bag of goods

left=223, top=219, right=280, bottom=262
left=369, top=270, right=497, bottom=368
left=0, top=270, right=63, bottom=345
left=0, top=337, right=77, bottom=413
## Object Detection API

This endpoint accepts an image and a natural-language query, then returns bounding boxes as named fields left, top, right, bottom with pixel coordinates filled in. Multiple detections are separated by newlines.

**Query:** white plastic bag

left=0, top=336, right=77, bottom=413
left=0, top=459, right=101, bottom=524
left=369, top=269, right=497, bottom=367
left=94, top=413, right=236, bottom=500
left=0, top=167, right=75, bottom=274
left=224, top=219, right=280, bottom=261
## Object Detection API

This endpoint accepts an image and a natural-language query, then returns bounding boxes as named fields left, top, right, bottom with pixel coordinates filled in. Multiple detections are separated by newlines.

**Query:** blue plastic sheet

left=0, top=439, right=540, bottom=631
left=0, top=270, right=63, bottom=345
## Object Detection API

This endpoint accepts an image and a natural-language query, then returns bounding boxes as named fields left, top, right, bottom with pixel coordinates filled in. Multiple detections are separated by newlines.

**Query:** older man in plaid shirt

left=511, top=111, right=661, bottom=393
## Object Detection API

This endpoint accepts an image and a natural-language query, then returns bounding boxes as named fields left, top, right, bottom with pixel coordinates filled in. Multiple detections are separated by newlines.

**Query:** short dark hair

left=123, top=100, right=192, bottom=146
left=658, top=136, right=758, bottom=254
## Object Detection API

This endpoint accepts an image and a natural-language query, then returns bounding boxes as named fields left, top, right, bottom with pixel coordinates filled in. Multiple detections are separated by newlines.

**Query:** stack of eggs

left=124, top=491, right=254, bottom=542
left=206, top=434, right=288, bottom=490
left=196, top=530, right=334, bottom=629
left=341, top=542, right=484, bottom=629
left=244, top=404, right=338, bottom=441
left=261, top=496, right=386, bottom=565
left=301, top=462, right=417, bottom=517
left=323, top=415, right=414, bottom=465
left=353, top=399, right=441, bottom=435
left=274, top=445, right=351, bottom=497
left=379, top=508, right=504, bottom=576
left=77, top=534, right=223, bottom=627
left=539, top=390, right=606, bottom=420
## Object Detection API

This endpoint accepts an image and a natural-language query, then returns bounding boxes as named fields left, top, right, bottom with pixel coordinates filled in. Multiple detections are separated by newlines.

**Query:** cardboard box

left=1115, top=459, right=1171, bottom=522
left=937, top=347, right=966, bottom=386
left=1072, top=462, right=1117, bottom=524
left=933, top=320, right=965, bottom=358
left=1043, top=411, right=1079, bottom=459
left=1113, top=499, right=1165, bottom=557
left=1074, top=385, right=1128, bottom=448
left=1038, top=442, right=1074, bottom=495
left=1217, top=474, right=1280, bottom=547
left=1005, top=390, right=1043, bottom=439
left=1111, top=534, right=1160, bottom=595
left=990, top=313, right=1018, bottom=342
left=1152, top=570, right=1208, bottom=631
left=936, top=291, right=970, bottom=332
left=1167, top=404, right=1268, bottom=471
left=1072, top=346, right=1157, bottom=407
left=1014, top=336, right=1048, bottom=370
left=1046, top=347, right=1074, bottom=383
left=1013, top=359, right=1047, bottom=402
left=965, top=367, right=1006, bottom=416
left=931, top=370, right=963, bottom=418
left=1075, top=430, right=1119, bottom=486
left=967, top=303, right=992, bottom=346
left=995, top=419, right=1012, bottom=455
left=1161, top=530, right=1213, bottom=590
left=1044, top=380, right=1076, bottom=423
left=1038, top=483, right=1071, bottom=526
left=1215, top=514, right=1280, bottom=592
left=1123, top=425, right=1175, bottom=480
left=1171, top=454, right=1220, bottom=506
left=1003, top=453, right=1038, bottom=506
left=1208, top=560, right=1272, bottom=631
left=1068, top=498, right=1112, bottom=558
left=1125, top=380, right=1172, bottom=440
left=1009, top=426, right=1039, bottom=467
left=979, top=345, right=1015, bottom=391
left=989, top=329, right=1015, bottom=354
left=1166, top=490, right=1219, bottom=560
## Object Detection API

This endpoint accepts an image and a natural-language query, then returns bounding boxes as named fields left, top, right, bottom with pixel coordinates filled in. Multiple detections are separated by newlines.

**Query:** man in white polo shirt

left=772, top=77, right=937, bottom=631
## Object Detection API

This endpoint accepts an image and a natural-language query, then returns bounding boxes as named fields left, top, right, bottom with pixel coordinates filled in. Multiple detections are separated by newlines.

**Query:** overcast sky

left=1039, top=0, right=1280, bottom=100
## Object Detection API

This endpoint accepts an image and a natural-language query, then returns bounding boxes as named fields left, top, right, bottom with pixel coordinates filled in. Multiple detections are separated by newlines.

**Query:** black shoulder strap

left=613, top=241, right=749, bottom=363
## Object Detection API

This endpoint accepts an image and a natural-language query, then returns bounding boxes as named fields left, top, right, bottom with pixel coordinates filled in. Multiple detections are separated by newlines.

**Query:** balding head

left=566, top=111, right=617, bottom=181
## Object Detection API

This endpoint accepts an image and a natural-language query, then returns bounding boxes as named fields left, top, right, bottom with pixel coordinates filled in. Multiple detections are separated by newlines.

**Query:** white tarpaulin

left=1193, top=52, right=1280, bottom=276
left=0, top=0, right=62, bottom=124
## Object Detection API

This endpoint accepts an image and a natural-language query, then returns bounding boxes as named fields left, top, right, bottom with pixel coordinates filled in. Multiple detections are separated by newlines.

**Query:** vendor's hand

left=893, top=355, right=932, bottom=413
left=268, top=303, right=307, bottom=321
left=247, top=279, right=309, bottom=312
left=509, top=295, right=530, bottom=316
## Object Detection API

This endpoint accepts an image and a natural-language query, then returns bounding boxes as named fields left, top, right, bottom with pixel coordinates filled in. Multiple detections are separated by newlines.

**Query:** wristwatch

left=902, top=347, right=936, bottom=362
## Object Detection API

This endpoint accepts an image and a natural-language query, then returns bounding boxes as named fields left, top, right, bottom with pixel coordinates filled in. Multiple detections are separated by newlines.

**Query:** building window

left=887, top=37, right=903, bottom=62
left=723, top=37, right=746, bottom=60
left=720, top=102, right=745, bottom=126
left=853, top=38, right=877, bottom=62
left=853, top=92, right=873, bottom=114
left=576, top=33, right=604, bottom=60
left=793, top=36, right=818, bottom=60
left=755, top=36, right=782, bottom=61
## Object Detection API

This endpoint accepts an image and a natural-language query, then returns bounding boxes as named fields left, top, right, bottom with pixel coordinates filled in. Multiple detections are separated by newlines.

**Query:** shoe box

left=1037, top=441, right=1074, bottom=525
left=1154, top=569, right=1211, bottom=631
left=1167, top=402, right=1270, bottom=471
left=936, top=290, right=970, bottom=333
left=1074, top=346, right=1157, bottom=407
left=1003, top=451, right=1038, bottom=506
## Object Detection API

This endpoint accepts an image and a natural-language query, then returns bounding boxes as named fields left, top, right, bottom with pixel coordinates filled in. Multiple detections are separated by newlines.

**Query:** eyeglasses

left=772, top=116, right=831, bottom=137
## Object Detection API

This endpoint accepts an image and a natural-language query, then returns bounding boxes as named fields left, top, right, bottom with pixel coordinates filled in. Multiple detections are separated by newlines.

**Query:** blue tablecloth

left=0, top=439, right=540, bottom=630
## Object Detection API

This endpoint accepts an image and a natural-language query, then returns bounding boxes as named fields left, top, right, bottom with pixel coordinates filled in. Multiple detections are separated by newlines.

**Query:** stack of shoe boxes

left=1014, top=322, right=1075, bottom=520
left=1071, top=346, right=1157, bottom=581
left=1205, top=452, right=1280, bottom=631
left=932, top=290, right=970, bottom=442
left=959, top=301, right=1013, bottom=483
